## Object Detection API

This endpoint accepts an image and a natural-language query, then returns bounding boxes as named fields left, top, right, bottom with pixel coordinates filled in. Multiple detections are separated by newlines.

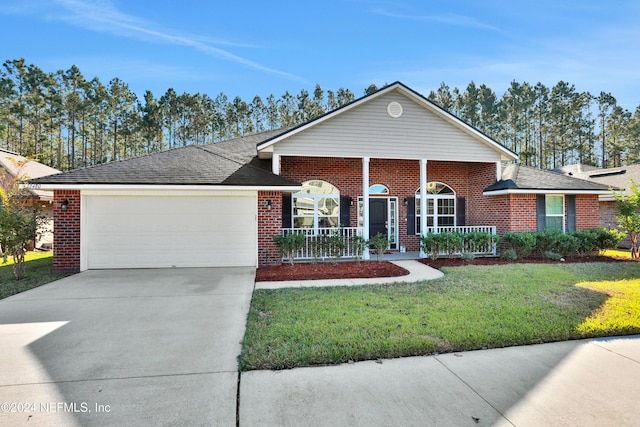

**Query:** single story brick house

left=30, top=82, right=612, bottom=272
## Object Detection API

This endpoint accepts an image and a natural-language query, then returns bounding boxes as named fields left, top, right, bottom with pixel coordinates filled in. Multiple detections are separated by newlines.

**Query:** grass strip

left=1, top=253, right=74, bottom=299
left=240, top=262, right=640, bottom=371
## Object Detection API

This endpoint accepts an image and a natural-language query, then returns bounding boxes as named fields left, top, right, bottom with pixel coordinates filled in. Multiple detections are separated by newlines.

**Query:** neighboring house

left=30, top=82, right=612, bottom=272
left=553, top=163, right=640, bottom=248
left=0, top=149, right=60, bottom=249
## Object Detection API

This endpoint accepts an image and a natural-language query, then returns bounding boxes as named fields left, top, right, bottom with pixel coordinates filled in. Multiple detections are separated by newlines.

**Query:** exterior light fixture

left=60, top=199, right=69, bottom=211
left=264, top=200, right=272, bottom=210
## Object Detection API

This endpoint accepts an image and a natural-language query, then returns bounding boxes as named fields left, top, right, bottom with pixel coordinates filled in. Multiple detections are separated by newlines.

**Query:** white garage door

left=84, top=195, right=257, bottom=269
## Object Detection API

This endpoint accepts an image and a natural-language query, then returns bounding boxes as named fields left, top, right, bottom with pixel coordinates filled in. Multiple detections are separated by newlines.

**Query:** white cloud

left=371, top=8, right=502, bottom=32
left=9, top=0, right=306, bottom=83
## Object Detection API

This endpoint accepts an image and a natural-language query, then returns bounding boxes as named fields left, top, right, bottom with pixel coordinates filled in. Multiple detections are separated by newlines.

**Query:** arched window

left=415, top=182, right=455, bottom=233
left=293, top=180, right=340, bottom=229
left=369, top=184, right=389, bottom=194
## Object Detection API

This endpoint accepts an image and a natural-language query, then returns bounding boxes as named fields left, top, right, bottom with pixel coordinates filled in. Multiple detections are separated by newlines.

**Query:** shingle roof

left=552, top=163, right=640, bottom=195
left=29, top=134, right=300, bottom=187
left=214, top=128, right=292, bottom=162
left=1, top=149, right=60, bottom=200
left=484, top=164, right=613, bottom=193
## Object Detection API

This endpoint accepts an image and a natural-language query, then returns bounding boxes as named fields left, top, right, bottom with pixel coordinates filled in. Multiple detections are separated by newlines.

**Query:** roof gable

left=258, top=82, right=517, bottom=162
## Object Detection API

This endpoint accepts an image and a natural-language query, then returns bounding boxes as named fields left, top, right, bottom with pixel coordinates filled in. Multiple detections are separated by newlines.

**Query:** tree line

left=1, top=58, right=638, bottom=172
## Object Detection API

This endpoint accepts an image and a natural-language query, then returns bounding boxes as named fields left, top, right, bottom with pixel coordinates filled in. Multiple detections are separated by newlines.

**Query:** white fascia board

left=483, top=189, right=611, bottom=196
left=31, top=183, right=302, bottom=192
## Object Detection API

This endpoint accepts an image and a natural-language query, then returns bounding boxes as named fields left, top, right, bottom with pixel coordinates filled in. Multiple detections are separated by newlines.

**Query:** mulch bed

left=256, top=254, right=637, bottom=282
left=421, top=254, right=636, bottom=270
left=255, top=261, right=409, bottom=282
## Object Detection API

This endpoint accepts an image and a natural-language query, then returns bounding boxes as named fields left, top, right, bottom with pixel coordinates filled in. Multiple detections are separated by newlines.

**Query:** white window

left=415, top=182, right=455, bottom=234
left=545, top=195, right=564, bottom=231
left=293, top=180, right=340, bottom=230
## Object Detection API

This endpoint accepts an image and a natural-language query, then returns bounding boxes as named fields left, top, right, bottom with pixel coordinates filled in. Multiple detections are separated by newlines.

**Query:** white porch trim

left=362, top=156, right=370, bottom=260
left=420, top=159, right=427, bottom=258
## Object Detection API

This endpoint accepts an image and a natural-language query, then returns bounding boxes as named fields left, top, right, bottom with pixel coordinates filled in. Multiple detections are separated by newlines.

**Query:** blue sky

left=3, top=0, right=640, bottom=111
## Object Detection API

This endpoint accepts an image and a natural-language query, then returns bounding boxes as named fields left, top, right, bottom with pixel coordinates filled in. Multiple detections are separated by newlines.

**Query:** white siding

left=273, top=91, right=504, bottom=162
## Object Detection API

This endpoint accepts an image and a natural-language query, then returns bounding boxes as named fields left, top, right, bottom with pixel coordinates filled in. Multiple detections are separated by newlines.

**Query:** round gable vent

left=387, top=101, right=403, bottom=118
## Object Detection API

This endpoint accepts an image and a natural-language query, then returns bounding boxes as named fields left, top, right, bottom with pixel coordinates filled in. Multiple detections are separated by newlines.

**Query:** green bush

left=503, top=232, right=537, bottom=258
left=501, top=249, right=517, bottom=261
left=350, top=235, right=366, bottom=261
left=534, top=231, right=579, bottom=257
left=443, top=232, right=464, bottom=256
left=573, top=229, right=599, bottom=255
left=327, top=233, right=346, bottom=262
left=461, top=251, right=475, bottom=262
left=501, top=228, right=624, bottom=260
left=543, top=251, right=563, bottom=260
left=592, top=227, right=625, bottom=251
left=272, top=232, right=306, bottom=265
left=466, top=231, right=494, bottom=253
left=420, top=233, right=445, bottom=260
left=368, top=233, right=389, bottom=261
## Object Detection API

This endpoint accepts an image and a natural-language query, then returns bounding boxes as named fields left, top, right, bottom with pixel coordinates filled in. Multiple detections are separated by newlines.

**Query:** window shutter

left=282, top=194, right=292, bottom=228
left=456, top=197, right=466, bottom=226
left=536, top=195, right=546, bottom=231
left=567, top=195, right=576, bottom=232
left=406, top=198, right=415, bottom=235
left=340, top=196, right=351, bottom=227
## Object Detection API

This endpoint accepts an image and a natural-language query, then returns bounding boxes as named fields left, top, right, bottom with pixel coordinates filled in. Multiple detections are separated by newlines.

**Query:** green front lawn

left=240, top=262, right=640, bottom=371
left=0, top=252, right=74, bottom=299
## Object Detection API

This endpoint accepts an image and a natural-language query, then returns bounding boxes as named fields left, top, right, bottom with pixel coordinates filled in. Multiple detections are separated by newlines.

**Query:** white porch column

left=272, top=153, right=280, bottom=175
left=362, top=156, right=370, bottom=260
left=419, top=158, right=428, bottom=258
left=496, top=160, right=502, bottom=182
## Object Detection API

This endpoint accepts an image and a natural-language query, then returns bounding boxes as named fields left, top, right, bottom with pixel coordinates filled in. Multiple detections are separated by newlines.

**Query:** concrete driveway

left=0, top=267, right=255, bottom=426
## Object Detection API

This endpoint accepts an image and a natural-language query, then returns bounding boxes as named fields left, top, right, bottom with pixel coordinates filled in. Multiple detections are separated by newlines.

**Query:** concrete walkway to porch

left=254, top=258, right=443, bottom=290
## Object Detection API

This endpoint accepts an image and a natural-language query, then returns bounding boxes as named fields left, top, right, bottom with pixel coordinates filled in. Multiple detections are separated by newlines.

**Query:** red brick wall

left=575, top=195, right=600, bottom=229
left=258, top=191, right=283, bottom=266
left=278, top=156, right=501, bottom=253
left=481, top=193, right=602, bottom=235
left=53, top=190, right=81, bottom=272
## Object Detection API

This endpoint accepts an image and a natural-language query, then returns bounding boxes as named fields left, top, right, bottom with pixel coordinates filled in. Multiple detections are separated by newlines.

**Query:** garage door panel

left=85, top=195, right=256, bottom=269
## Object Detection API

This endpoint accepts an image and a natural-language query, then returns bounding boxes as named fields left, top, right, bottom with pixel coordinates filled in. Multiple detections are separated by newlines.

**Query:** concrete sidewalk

left=255, top=260, right=443, bottom=289
left=240, top=335, right=640, bottom=426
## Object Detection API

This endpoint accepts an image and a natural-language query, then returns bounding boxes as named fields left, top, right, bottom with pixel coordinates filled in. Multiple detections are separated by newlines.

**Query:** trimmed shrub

left=272, top=233, right=306, bottom=265
left=543, top=251, right=563, bottom=261
left=592, top=227, right=625, bottom=251
left=503, top=232, right=537, bottom=258
left=420, top=233, right=445, bottom=260
left=368, top=233, right=389, bottom=261
left=501, top=249, right=517, bottom=261
left=461, top=251, right=475, bottom=262
left=350, top=235, right=366, bottom=261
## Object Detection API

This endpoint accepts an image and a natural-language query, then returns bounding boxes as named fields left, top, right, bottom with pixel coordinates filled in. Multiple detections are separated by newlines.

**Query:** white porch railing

left=282, top=227, right=363, bottom=261
left=422, top=226, right=497, bottom=257
left=281, top=225, right=497, bottom=261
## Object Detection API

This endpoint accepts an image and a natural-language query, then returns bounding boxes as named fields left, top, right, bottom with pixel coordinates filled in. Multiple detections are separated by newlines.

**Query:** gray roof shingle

left=30, top=133, right=300, bottom=187
left=552, top=163, right=640, bottom=195
left=484, top=164, right=613, bottom=193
